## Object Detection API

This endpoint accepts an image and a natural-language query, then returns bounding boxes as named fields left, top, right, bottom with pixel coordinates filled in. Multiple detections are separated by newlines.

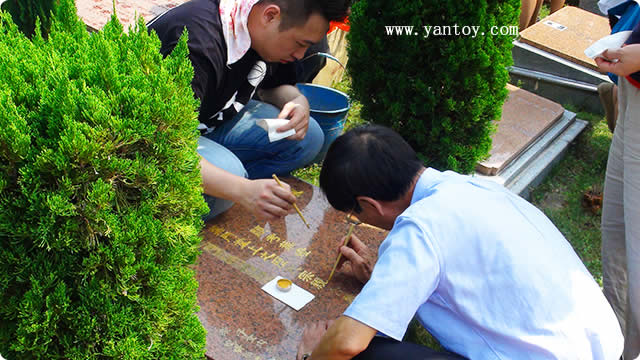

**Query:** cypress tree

left=1, top=0, right=56, bottom=37
left=0, top=0, right=208, bottom=358
left=347, top=0, right=519, bottom=172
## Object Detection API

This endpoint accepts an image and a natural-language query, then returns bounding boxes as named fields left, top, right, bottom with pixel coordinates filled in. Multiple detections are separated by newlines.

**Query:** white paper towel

left=584, top=31, right=632, bottom=59
left=257, top=118, right=296, bottom=142
left=262, top=276, right=314, bottom=311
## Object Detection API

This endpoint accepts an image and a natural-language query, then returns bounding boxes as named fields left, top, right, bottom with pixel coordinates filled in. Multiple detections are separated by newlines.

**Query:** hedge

left=0, top=0, right=208, bottom=358
left=1, top=0, right=55, bottom=37
left=347, top=0, right=519, bottom=173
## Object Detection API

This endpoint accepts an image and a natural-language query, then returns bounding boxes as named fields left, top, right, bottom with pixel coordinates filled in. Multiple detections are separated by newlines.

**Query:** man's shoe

left=598, top=82, right=617, bottom=133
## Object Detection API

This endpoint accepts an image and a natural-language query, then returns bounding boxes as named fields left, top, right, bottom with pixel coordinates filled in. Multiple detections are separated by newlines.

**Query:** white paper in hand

left=262, top=276, right=314, bottom=311
left=584, top=31, right=632, bottom=59
left=257, top=118, right=296, bottom=142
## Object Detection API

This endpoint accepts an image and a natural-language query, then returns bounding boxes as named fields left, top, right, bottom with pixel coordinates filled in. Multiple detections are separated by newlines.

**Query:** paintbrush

left=272, top=174, right=310, bottom=229
left=327, top=222, right=356, bottom=283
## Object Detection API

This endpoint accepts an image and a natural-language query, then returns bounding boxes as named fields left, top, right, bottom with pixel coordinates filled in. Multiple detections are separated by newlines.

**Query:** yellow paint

left=277, top=278, right=292, bottom=291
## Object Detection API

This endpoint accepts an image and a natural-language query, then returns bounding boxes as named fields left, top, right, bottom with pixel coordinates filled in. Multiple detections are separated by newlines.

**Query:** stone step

left=510, top=44, right=608, bottom=115
left=507, top=117, right=588, bottom=199
left=475, top=110, right=588, bottom=199
left=511, top=6, right=612, bottom=114
left=477, top=84, right=566, bottom=176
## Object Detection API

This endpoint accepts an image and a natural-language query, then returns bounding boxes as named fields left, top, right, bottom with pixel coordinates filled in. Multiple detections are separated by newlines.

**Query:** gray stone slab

left=508, top=119, right=588, bottom=199
left=476, top=110, right=574, bottom=185
left=477, top=85, right=565, bottom=175
left=509, top=66, right=606, bottom=115
left=475, top=111, right=588, bottom=199
left=512, top=41, right=610, bottom=86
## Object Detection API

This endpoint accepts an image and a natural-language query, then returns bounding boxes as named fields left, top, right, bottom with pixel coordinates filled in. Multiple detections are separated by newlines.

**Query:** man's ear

left=356, top=196, right=385, bottom=217
left=261, top=4, right=281, bottom=25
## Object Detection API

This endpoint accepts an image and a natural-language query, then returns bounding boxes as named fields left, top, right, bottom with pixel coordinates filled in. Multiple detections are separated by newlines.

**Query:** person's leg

left=598, top=82, right=618, bottom=133
left=197, top=136, right=248, bottom=221
left=529, top=0, right=544, bottom=28
left=206, top=100, right=324, bottom=179
left=519, top=0, right=544, bottom=30
left=620, top=78, right=640, bottom=359
left=550, top=0, right=565, bottom=13
left=352, top=337, right=467, bottom=360
left=602, top=76, right=628, bottom=336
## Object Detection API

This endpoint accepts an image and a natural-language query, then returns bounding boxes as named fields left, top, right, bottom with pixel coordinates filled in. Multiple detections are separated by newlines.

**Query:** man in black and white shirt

left=149, top=0, right=350, bottom=220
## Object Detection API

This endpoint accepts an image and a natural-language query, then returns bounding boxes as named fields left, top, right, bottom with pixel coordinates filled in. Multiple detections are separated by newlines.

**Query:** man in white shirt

left=296, top=125, right=624, bottom=360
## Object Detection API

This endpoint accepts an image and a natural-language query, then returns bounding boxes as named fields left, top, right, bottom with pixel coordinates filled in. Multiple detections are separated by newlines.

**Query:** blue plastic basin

left=296, top=83, right=350, bottom=163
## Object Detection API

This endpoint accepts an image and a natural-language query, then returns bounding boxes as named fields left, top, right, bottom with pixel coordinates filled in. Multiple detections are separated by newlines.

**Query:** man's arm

left=257, top=85, right=310, bottom=140
left=199, top=157, right=295, bottom=220
left=297, top=316, right=378, bottom=360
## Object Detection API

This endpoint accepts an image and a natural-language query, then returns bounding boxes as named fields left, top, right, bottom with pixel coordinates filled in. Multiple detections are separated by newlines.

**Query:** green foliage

left=347, top=0, right=519, bottom=173
left=0, top=0, right=208, bottom=358
left=1, top=0, right=56, bottom=37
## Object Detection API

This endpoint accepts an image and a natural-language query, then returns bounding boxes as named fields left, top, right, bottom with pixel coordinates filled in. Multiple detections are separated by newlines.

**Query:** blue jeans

left=198, top=100, right=324, bottom=220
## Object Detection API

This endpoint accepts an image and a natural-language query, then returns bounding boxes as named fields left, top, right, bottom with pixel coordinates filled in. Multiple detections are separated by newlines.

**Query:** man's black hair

left=319, top=125, right=424, bottom=213
left=257, top=0, right=351, bottom=30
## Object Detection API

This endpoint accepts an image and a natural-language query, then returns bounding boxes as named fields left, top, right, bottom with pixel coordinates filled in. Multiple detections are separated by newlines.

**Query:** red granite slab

left=75, top=0, right=188, bottom=32
left=476, top=84, right=564, bottom=175
left=196, top=178, right=388, bottom=360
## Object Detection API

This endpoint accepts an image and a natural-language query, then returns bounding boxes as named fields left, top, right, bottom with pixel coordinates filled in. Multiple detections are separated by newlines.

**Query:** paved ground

left=580, top=0, right=600, bottom=14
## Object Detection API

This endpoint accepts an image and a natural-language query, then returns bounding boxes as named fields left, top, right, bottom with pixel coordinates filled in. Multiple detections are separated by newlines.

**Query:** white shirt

left=344, top=168, right=623, bottom=359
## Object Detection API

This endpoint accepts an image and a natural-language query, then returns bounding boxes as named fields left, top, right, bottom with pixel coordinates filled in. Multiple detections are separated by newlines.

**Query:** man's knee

left=197, top=136, right=248, bottom=220
left=197, top=136, right=248, bottom=177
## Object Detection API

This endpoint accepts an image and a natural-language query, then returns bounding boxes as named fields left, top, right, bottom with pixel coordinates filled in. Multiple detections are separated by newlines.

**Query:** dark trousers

left=353, top=337, right=467, bottom=360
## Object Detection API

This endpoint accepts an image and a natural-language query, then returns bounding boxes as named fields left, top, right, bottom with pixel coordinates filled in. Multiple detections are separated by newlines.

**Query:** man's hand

left=296, top=320, right=334, bottom=360
left=595, top=44, right=640, bottom=77
left=337, top=233, right=374, bottom=284
left=237, top=179, right=296, bottom=221
left=276, top=94, right=310, bottom=141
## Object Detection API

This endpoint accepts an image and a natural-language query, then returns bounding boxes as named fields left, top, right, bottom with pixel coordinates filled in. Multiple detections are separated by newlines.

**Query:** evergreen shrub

left=347, top=0, right=519, bottom=173
left=0, top=0, right=208, bottom=358
left=1, top=0, right=55, bottom=37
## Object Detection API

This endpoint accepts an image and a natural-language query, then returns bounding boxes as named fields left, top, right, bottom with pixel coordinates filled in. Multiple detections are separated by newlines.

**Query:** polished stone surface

left=196, top=178, right=387, bottom=360
left=477, top=84, right=564, bottom=175
left=76, top=0, right=188, bottom=31
left=519, top=6, right=610, bottom=71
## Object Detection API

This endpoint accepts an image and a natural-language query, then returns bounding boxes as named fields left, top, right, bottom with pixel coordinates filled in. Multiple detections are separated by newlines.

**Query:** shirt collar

left=410, top=168, right=444, bottom=205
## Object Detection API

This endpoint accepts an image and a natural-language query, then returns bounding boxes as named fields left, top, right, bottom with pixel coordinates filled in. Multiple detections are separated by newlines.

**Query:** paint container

left=276, top=278, right=292, bottom=292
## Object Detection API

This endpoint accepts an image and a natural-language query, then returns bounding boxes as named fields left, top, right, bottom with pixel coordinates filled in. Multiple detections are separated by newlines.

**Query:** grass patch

left=538, top=3, right=551, bottom=20
left=529, top=111, right=612, bottom=283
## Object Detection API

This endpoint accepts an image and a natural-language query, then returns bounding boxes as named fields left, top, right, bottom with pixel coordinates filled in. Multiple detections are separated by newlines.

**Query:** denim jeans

left=197, top=100, right=324, bottom=220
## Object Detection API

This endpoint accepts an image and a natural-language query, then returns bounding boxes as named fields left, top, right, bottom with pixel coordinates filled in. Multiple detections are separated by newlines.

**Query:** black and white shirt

left=148, top=0, right=272, bottom=132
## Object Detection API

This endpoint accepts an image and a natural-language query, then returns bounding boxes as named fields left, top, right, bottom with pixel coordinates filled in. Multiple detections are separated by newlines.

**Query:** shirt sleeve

left=343, top=216, right=441, bottom=340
